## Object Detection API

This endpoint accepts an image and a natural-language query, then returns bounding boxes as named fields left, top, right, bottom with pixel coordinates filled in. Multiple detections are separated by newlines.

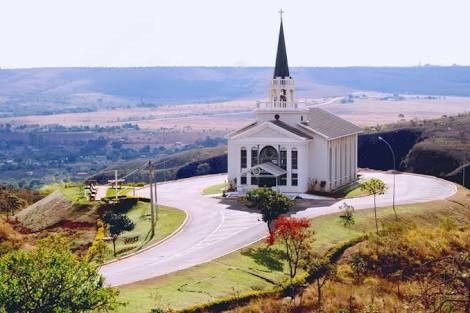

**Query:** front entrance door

left=258, top=176, right=276, bottom=188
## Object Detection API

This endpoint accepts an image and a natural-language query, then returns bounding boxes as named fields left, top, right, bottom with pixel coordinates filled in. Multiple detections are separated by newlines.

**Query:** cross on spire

left=273, top=10, right=289, bottom=78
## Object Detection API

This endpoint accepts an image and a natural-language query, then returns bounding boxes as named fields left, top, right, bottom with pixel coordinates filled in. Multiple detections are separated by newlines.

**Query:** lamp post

left=378, top=136, right=398, bottom=221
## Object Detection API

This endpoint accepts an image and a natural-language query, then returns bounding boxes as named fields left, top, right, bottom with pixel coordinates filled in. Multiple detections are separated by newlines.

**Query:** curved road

left=100, top=171, right=457, bottom=286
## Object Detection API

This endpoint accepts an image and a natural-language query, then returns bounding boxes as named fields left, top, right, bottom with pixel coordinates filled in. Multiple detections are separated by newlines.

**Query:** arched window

left=259, top=146, right=278, bottom=165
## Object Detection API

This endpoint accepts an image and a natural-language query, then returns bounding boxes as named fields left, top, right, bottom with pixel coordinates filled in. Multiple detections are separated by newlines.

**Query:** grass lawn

left=116, top=187, right=469, bottom=312
left=309, top=181, right=368, bottom=199
left=106, top=187, right=133, bottom=198
left=106, top=202, right=186, bottom=260
left=202, top=182, right=227, bottom=195
left=59, top=184, right=90, bottom=204
left=331, top=181, right=368, bottom=198
left=343, top=184, right=368, bottom=198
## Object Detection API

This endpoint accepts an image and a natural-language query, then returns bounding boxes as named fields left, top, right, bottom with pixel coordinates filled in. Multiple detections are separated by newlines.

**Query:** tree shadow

left=218, top=196, right=340, bottom=218
left=241, top=246, right=286, bottom=272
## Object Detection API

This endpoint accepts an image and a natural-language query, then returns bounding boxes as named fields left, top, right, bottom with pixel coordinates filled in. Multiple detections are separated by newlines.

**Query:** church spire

left=274, top=10, right=290, bottom=79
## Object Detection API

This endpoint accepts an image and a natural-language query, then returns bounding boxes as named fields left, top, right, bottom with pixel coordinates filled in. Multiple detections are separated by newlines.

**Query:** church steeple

left=257, top=11, right=297, bottom=112
left=274, top=12, right=289, bottom=78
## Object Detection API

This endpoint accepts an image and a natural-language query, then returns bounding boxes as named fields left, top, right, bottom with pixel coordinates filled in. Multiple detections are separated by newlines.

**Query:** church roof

left=226, top=119, right=312, bottom=140
left=269, top=119, right=313, bottom=139
left=225, top=121, right=258, bottom=138
left=273, top=19, right=290, bottom=78
left=300, top=108, right=362, bottom=139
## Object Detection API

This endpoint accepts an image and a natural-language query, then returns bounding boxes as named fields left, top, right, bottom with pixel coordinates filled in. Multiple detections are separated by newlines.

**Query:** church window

left=251, top=147, right=258, bottom=166
left=291, top=149, right=298, bottom=169
left=278, top=174, right=287, bottom=186
left=280, top=148, right=287, bottom=169
left=240, top=148, right=247, bottom=169
left=291, top=173, right=298, bottom=186
left=260, top=146, right=278, bottom=164
left=251, top=176, right=258, bottom=185
left=241, top=175, right=247, bottom=185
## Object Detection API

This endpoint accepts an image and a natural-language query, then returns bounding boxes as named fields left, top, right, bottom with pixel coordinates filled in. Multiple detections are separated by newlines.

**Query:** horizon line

left=1, top=64, right=468, bottom=70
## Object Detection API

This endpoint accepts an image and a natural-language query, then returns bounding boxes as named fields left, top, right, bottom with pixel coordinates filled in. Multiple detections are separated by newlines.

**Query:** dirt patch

left=15, top=190, right=98, bottom=232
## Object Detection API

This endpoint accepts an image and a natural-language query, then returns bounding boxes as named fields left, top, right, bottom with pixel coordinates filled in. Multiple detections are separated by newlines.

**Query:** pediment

left=250, top=126, right=285, bottom=138
left=230, top=122, right=309, bottom=141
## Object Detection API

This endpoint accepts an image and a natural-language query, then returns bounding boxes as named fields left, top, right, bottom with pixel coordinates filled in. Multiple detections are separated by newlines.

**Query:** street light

left=378, top=136, right=398, bottom=221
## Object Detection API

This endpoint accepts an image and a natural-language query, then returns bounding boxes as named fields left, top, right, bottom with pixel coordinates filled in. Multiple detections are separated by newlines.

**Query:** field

left=202, top=182, right=228, bottom=195
left=106, top=187, right=132, bottom=198
left=1, top=94, right=469, bottom=134
left=115, top=186, right=469, bottom=312
left=323, top=94, right=470, bottom=126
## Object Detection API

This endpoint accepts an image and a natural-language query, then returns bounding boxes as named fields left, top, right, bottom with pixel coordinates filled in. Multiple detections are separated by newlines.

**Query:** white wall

left=308, top=134, right=329, bottom=191
left=228, top=125, right=359, bottom=193
left=327, top=134, right=358, bottom=191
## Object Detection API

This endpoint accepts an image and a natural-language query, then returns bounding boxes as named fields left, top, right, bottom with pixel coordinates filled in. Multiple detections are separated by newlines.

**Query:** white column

left=237, top=145, right=241, bottom=188
left=349, top=136, right=354, bottom=182
left=340, top=139, right=344, bottom=185
left=328, top=143, right=332, bottom=190
left=287, top=145, right=292, bottom=186
left=247, top=146, right=252, bottom=185
left=354, top=135, right=358, bottom=178
left=344, top=138, right=347, bottom=183
left=334, top=142, right=338, bottom=188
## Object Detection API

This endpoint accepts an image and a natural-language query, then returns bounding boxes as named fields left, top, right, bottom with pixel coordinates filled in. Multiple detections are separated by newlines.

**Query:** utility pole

left=463, top=161, right=467, bottom=188
left=148, top=161, right=155, bottom=238
left=154, top=164, right=158, bottom=220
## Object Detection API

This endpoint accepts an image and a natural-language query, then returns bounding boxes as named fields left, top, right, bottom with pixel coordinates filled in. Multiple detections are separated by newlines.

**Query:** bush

left=0, top=236, right=122, bottom=312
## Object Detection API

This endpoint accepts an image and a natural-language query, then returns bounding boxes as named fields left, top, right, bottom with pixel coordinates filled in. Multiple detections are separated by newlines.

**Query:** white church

left=227, top=16, right=362, bottom=194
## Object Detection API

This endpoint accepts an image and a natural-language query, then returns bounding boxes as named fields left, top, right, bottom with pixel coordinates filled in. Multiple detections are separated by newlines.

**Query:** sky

left=1, top=0, right=469, bottom=68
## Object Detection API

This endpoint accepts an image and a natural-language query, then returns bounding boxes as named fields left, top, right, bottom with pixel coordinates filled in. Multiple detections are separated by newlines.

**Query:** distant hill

left=101, top=113, right=469, bottom=187
left=2, top=66, right=470, bottom=117
left=90, top=146, right=227, bottom=184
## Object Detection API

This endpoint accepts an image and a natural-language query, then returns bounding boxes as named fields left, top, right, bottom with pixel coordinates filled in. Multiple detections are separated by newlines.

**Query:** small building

left=226, top=16, right=362, bottom=193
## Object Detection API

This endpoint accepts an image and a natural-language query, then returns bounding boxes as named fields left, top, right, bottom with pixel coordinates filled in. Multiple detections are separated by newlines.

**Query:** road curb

left=101, top=207, right=190, bottom=266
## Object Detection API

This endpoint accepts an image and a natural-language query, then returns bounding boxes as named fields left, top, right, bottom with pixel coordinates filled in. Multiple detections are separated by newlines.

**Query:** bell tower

left=269, top=10, right=296, bottom=109
left=256, top=11, right=303, bottom=124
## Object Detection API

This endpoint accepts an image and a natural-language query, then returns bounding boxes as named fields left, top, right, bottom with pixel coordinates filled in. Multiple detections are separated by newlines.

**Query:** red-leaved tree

left=268, top=216, right=313, bottom=291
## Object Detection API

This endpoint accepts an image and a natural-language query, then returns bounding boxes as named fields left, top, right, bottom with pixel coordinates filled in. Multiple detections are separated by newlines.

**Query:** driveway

left=100, top=171, right=457, bottom=286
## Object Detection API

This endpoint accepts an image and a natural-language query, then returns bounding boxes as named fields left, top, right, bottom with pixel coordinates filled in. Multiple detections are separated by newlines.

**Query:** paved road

left=100, top=171, right=456, bottom=286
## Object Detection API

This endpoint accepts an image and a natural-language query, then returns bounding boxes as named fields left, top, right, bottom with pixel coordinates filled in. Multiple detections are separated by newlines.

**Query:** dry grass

left=2, top=94, right=469, bottom=133
left=225, top=187, right=470, bottom=313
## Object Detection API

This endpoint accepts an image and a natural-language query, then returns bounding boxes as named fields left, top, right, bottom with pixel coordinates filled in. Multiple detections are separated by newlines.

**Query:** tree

left=0, top=194, right=26, bottom=217
left=245, top=188, right=293, bottom=235
left=195, top=162, right=210, bottom=175
left=350, top=252, right=367, bottom=284
left=339, top=202, right=355, bottom=227
left=414, top=252, right=470, bottom=313
left=360, top=178, right=387, bottom=235
left=305, top=256, right=336, bottom=306
left=85, top=220, right=108, bottom=264
left=0, top=236, right=122, bottom=312
left=103, top=212, right=135, bottom=257
left=269, top=216, right=313, bottom=292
